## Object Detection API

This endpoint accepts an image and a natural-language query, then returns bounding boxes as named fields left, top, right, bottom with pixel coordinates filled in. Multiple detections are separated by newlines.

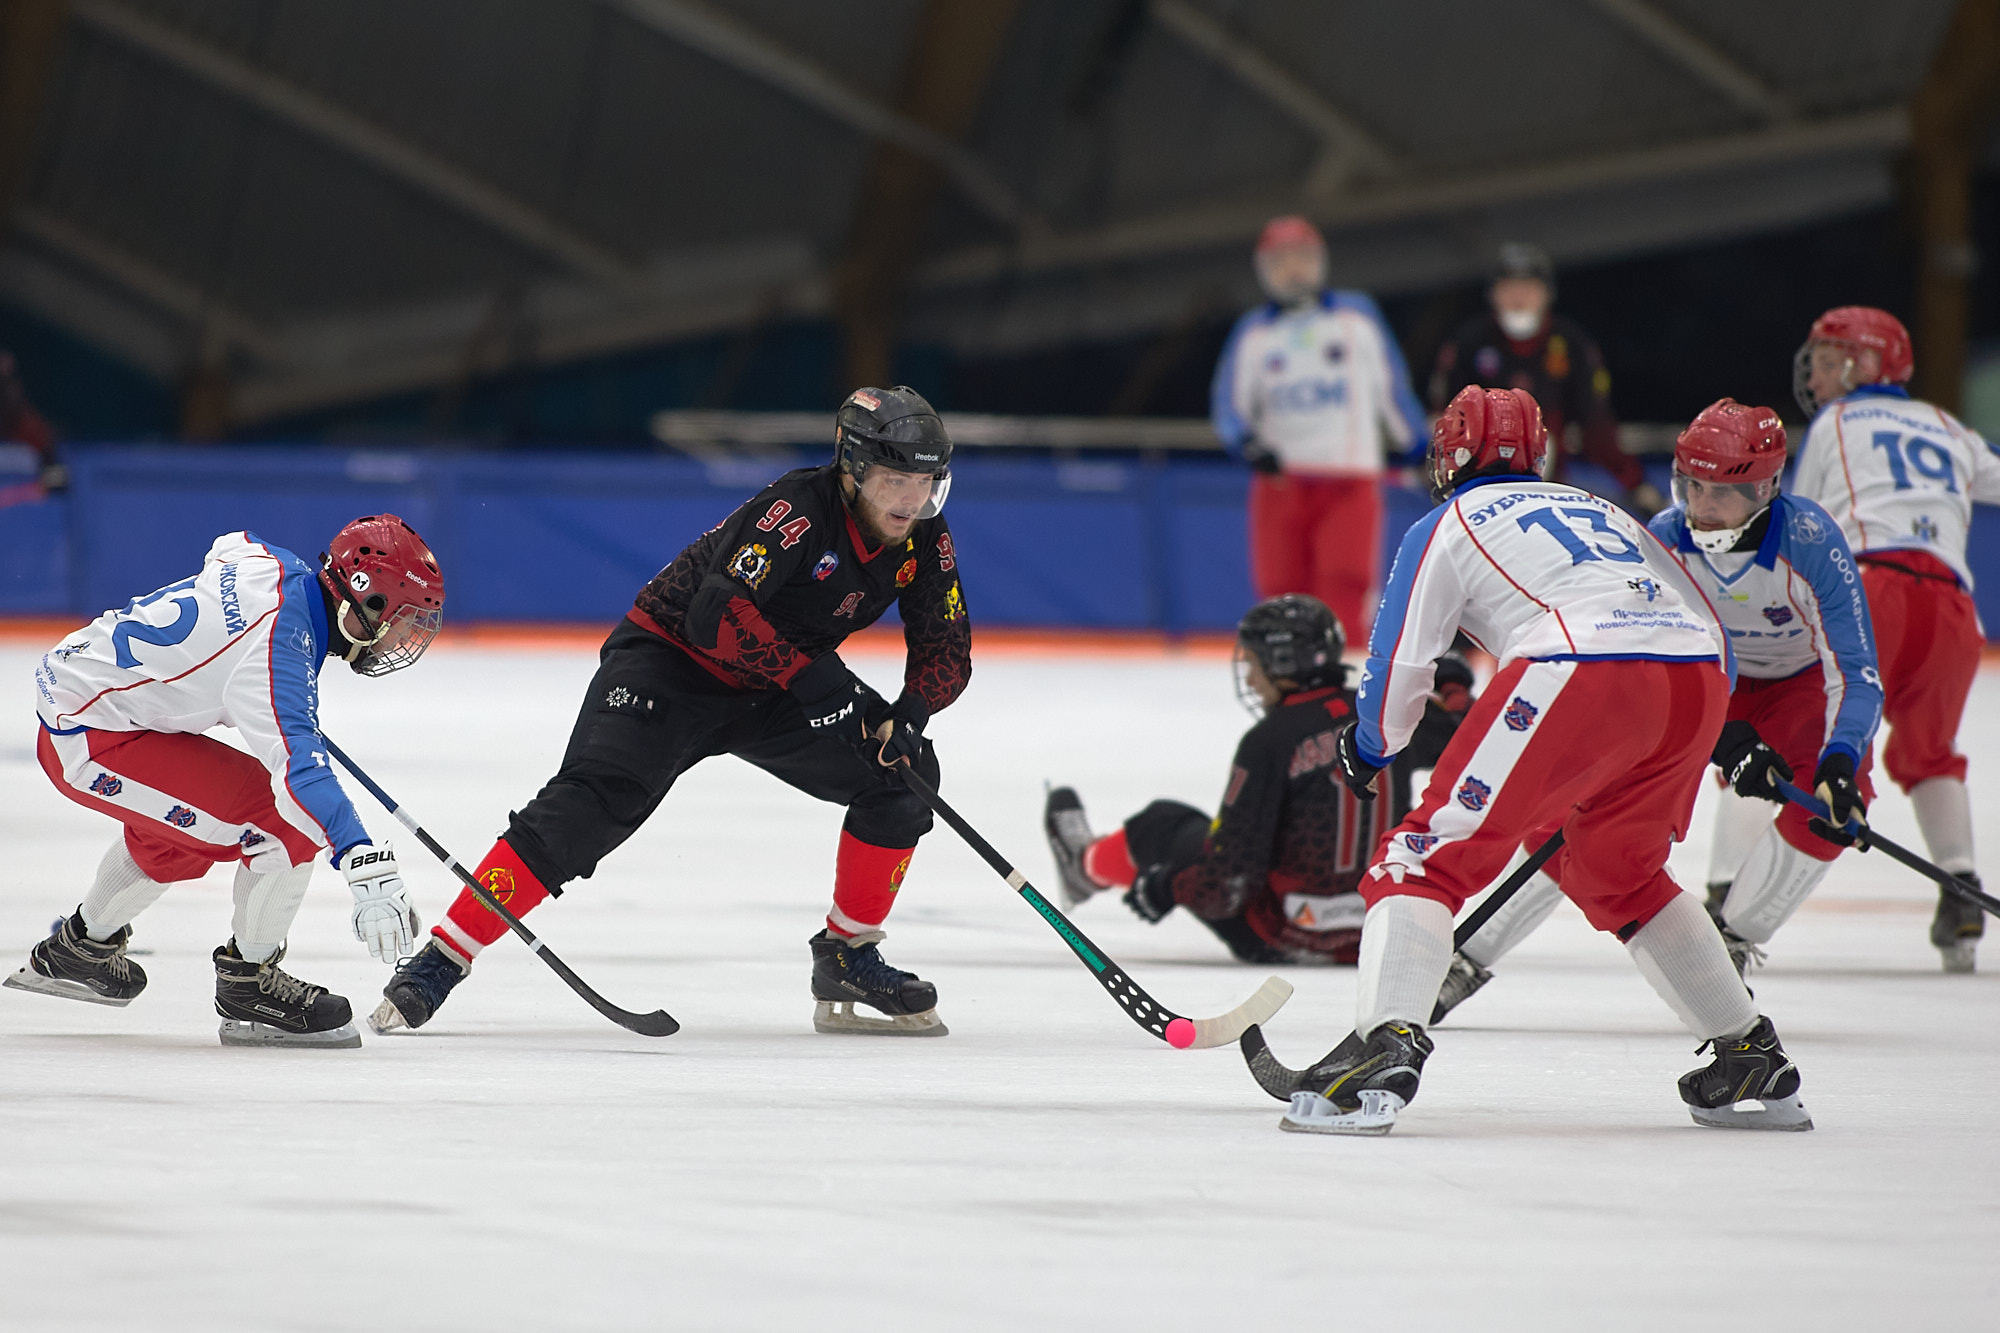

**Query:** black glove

left=787, top=652, right=885, bottom=738
left=1711, top=719, right=1792, bottom=803
left=1242, top=439, right=1282, bottom=474
left=683, top=574, right=738, bottom=651
left=862, top=694, right=930, bottom=770
left=1123, top=866, right=1178, bottom=923
left=1808, top=751, right=1867, bottom=848
left=1334, top=721, right=1383, bottom=801
left=1431, top=653, right=1475, bottom=715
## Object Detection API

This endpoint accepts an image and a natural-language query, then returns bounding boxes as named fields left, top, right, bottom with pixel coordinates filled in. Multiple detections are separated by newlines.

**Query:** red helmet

left=1256, top=215, right=1324, bottom=255
left=318, top=513, right=444, bottom=676
left=1430, top=386, right=1547, bottom=497
left=1794, top=305, right=1913, bottom=414
left=1675, top=398, right=1786, bottom=484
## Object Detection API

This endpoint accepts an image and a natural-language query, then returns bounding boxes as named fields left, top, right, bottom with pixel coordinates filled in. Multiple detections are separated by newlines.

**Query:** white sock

left=1626, top=892, right=1758, bottom=1041
left=79, top=840, right=171, bottom=940
left=231, top=862, right=315, bottom=963
left=1719, top=827, right=1833, bottom=943
left=1458, top=870, right=1564, bottom=968
left=1910, top=777, right=1976, bottom=875
left=1355, top=896, right=1455, bottom=1036
left=1707, top=786, right=1773, bottom=888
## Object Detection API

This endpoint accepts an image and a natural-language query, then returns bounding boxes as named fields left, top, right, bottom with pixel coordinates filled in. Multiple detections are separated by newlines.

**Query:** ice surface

left=3, top=639, right=1997, bottom=1331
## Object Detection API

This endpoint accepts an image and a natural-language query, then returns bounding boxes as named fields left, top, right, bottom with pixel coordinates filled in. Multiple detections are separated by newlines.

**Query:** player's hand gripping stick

left=322, top=737, right=679, bottom=1037
left=1239, top=828, right=1566, bottom=1100
left=1775, top=779, right=2000, bottom=919
left=894, top=762, right=1293, bottom=1048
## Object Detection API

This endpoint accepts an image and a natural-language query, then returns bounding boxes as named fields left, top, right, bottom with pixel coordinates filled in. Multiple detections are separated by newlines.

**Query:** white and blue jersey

left=1649, top=494, right=1881, bottom=763
left=1210, top=290, right=1426, bottom=475
left=1355, top=476, right=1728, bottom=764
left=34, top=531, right=371, bottom=859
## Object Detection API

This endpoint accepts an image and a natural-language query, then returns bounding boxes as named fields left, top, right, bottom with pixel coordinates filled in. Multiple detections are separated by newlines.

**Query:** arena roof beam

left=71, top=0, right=632, bottom=284
left=1149, top=0, right=1399, bottom=194
left=1580, top=0, right=1797, bottom=123
left=603, top=0, right=1033, bottom=231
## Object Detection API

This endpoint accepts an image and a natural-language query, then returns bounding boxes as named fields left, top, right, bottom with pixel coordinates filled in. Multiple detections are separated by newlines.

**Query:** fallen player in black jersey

left=1044, top=595, right=1472, bottom=964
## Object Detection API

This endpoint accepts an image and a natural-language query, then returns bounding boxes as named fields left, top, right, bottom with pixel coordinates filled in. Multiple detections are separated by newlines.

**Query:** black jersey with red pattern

left=1171, top=683, right=1465, bottom=958
left=630, top=465, right=970, bottom=715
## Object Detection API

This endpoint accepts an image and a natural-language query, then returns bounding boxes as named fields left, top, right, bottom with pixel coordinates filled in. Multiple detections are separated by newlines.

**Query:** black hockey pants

left=1122, top=799, right=1286, bottom=964
left=504, top=620, right=939, bottom=891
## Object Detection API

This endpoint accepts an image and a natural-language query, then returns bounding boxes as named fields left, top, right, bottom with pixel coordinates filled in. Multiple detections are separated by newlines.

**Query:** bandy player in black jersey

left=1043, top=595, right=1470, bottom=964
left=371, top=386, right=972, bottom=1036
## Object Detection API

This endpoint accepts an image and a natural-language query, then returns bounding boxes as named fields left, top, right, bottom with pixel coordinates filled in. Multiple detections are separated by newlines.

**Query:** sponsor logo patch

left=1627, top=577, right=1662, bottom=602
left=349, top=571, right=372, bottom=593
left=728, top=542, right=772, bottom=589
left=1455, top=777, right=1492, bottom=812
left=89, top=772, right=123, bottom=798
left=1760, top=604, right=1794, bottom=627
left=812, top=551, right=840, bottom=581
left=1914, top=516, right=1939, bottom=543
left=895, top=558, right=918, bottom=587
left=1791, top=511, right=1827, bottom=544
left=943, top=583, right=965, bottom=621
left=848, top=389, right=881, bottom=411
left=1503, top=697, right=1538, bottom=732
left=165, top=804, right=198, bottom=829
left=481, top=865, right=516, bottom=905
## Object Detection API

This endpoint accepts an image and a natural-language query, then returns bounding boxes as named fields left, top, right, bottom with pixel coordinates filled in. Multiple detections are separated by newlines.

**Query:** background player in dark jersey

left=1042, top=596, right=1471, bottom=965
left=1429, top=242, right=1663, bottom=516
left=371, top=386, right=972, bottom=1037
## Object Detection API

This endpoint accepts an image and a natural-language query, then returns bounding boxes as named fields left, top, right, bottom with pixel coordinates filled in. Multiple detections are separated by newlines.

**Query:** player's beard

left=848, top=488, right=916, bottom=549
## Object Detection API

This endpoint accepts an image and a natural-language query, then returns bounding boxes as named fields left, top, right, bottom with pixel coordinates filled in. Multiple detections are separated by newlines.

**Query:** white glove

left=339, top=843, right=420, bottom=963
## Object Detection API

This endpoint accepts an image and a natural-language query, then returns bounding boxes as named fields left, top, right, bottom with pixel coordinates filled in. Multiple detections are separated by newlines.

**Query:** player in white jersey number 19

left=4, top=514, right=445, bottom=1047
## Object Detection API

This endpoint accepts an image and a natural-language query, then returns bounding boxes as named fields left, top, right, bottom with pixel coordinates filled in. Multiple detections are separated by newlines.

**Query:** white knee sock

left=79, top=840, right=172, bottom=940
left=1626, top=892, right=1758, bottom=1041
left=231, top=862, right=315, bottom=963
left=1720, top=827, right=1833, bottom=944
left=1355, top=896, right=1455, bottom=1036
left=1458, top=870, right=1564, bottom=968
left=1910, top=777, right=1976, bottom=875
left=1707, top=786, right=1773, bottom=888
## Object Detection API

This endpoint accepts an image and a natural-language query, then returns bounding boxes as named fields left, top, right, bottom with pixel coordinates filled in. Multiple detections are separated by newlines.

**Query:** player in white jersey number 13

left=5, top=514, right=445, bottom=1047
left=1273, top=386, right=1812, bottom=1136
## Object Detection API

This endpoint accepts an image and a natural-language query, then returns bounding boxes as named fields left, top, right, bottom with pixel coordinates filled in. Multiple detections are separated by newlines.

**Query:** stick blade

left=618, top=1009, right=680, bottom=1038
left=1181, top=976, right=1293, bottom=1050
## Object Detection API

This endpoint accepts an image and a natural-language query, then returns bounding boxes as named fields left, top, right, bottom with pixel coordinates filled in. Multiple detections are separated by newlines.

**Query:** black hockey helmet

left=1234, top=594, right=1346, bottom=711
left=1492, top=240, right=1555, bottom=295
left=835, top=385, right=953, bottom=518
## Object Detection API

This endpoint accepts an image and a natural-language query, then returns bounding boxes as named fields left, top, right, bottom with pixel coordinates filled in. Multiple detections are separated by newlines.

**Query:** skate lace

left=257, top=964, right=316, bottom=1005
left=846, top=943, right=911, bottom=992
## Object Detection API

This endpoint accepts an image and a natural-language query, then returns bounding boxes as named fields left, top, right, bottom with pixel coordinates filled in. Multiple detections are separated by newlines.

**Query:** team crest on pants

left=1503, top=697, right=1539, bottom=732
left=89, top=772, right=123, bottom=797
left=165, top=804, right=198, bottom=828
left=1455, top=777, right=1492, bottom=812
left=1403, top=833, right=1439, bottom=854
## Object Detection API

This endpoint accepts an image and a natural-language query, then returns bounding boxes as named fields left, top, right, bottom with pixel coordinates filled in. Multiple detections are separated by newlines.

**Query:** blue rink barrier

left=4, top=443, right=1999, bottom=636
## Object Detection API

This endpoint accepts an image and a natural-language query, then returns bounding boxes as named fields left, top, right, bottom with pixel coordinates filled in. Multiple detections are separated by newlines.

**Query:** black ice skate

left=1043, top=785, right=1102, bottom=909
left=3, top=910, right=146, bottom=1006
left=213, top=942, right=361, bottom=1049
left=1280, top=1021, right=1433, bottom=1136
left=1930, top=878, right=1984, bottom=974
left=369, top=940, right=470, bottom=1033
left=1677, top=1015, right=1812, bottom=1130
left=1429, top=952, right=1492, bottom=1024
left=809, top=929, right=946, bottom=1036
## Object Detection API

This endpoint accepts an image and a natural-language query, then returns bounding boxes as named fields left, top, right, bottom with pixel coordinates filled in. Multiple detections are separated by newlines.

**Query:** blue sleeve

left=1210, top=310, right=1260, bottom=455
left=270, top=571, right=371, bottom=859
left=1647, top=506, right=1684, bottom=549
left=1785, top=499, right=1882, bottom=762
left=1342, top=290, right=1427, bottom=466
left=1355, top=503, right=1453, bottom=765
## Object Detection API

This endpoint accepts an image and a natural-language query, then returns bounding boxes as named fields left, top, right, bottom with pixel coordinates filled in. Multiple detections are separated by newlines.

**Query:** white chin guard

left=1689, top=521, right=1754, bottom=555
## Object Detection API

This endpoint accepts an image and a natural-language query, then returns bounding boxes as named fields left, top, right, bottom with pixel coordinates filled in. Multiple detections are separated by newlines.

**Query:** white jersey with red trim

left=1791, top=384, right=2000, bottom=589
left=31, top=531, right=371, bottom=858
left=1355, top=476, right=1728, bottom=764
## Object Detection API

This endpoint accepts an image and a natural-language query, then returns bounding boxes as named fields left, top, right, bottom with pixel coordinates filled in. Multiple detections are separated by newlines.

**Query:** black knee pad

left=843, top=746, right=940, bottom=848
left=1124, top=799, right=1210, bottom=869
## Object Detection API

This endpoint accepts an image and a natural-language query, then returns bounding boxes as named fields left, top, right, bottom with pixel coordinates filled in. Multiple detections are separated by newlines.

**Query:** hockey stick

left=1775, top=779, right=2000, bottom=918
left=323, top=738, right=679, bottom=1038
left=895, top=764, right=1293, bottom=1048
left=1240, top=827, right=1567, bottom=1101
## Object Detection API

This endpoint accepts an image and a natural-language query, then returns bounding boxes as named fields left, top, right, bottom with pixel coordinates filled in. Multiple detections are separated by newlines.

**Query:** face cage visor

left=1231, top=642, right=1269, bottom=717
left=339, top=591, right=443, bottom=677
left=1671, top=471, right=1775, bottom=554
left=1793, top=339, right=1859, bottom=418
left=847, top=454, right=951, bottom=520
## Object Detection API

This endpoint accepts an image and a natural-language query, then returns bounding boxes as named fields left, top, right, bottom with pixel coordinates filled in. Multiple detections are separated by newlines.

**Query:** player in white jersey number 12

left=5, top=515, right=445, bottom=1047
left=1791, top=306, right=2000, bottom=971
left=1274, top=386, right=1811, bottom=1135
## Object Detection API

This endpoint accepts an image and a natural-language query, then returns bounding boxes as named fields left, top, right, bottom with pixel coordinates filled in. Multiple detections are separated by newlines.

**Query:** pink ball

left=1164, top=1018, right=1196, bottom=1049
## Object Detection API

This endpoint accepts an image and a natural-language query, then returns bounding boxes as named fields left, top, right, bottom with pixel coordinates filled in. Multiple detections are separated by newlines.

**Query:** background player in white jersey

left=1276, top=385, right=1811, bottom=1136
left=1210, top=215, right=1427, bottom=635
left=1430, top=400, right=1882, bottom=1021
left=1790, top=307, right=2000, bottom=971
left=6, top=515, right=442, bottom=1046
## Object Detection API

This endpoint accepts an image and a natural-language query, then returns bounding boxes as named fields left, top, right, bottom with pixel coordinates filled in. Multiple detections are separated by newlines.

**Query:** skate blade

left=812, top=1000, right=948, bottom=1037
left=1688, top=1095, right=1814, bottom=1132
left=1279, top=1088, right=1404, bottom=1136
left=1940, top=940, right=1977, bottom=974
left=366, top=997, right=412, bottom=1035
left=218, top=1018, right=362, bottom=1049
left=3, top=968, right=135, bottom=1007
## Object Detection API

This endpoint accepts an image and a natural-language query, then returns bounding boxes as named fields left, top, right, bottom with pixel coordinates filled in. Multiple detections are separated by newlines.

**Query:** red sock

left=434, top=838, right=551, bottom=964
left=1083, top=829, right=1137, bottom=889
left=827, top=831, right=914, bottom=937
